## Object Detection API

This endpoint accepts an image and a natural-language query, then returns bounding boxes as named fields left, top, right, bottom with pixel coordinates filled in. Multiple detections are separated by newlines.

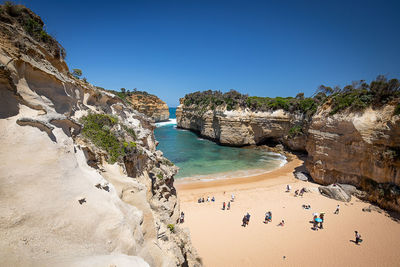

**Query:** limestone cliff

left=177, top=92, right=400, bottom=212
left=176, top=103, right=307, bottom=151
left=128, top=92, right=170, bottom=122
left=0, top=5, right=200, bottom=266
left=306, top=103, right=400, bottom=211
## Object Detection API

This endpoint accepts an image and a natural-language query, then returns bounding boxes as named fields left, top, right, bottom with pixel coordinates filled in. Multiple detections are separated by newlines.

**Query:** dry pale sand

left=176, top=158, right=400, bottom=267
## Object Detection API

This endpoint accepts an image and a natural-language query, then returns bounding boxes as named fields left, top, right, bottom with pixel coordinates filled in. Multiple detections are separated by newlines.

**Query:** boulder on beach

left=318, top=184, right=351, bottom=202
left=294, top=171, right=310, bottom=182
left=337, top=184, right=357, bottom=195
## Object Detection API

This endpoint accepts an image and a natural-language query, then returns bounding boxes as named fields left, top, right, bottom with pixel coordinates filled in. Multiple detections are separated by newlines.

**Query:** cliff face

left=177, top=101, right=400, bottom=212
left=0, top=5, right=199, bottom=267
left=176, top=104, right=307, bottom=151
left=128, top=93, right=169, bottom=122
left=306, top=104, right=400, bottom=211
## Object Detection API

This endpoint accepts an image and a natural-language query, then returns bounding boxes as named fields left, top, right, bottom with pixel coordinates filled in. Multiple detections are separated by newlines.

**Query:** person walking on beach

left=355, top=231, right=363, bottom=245
left=231, top=193, right=235, bottom=202
left=246, top=213, right=251, bottom=225
left=222, top=202, right=226, bottom=210
left=207, top=196, right=210, bottom=202
left=180, top=212, right=185, bottom=223
left=334, top=204, right=340, bottom=214
left=227, top=201, right=231, bottom=210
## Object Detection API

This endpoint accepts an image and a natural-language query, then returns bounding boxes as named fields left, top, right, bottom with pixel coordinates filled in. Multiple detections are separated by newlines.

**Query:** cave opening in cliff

left=257, top=137, right=281, bottom=147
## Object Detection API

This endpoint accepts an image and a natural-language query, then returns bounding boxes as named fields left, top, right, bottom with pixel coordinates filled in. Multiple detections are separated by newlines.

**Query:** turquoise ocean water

left=154, top=108, right=286, bottom=179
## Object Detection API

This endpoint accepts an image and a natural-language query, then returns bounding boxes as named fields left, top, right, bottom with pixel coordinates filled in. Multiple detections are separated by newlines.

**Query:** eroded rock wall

left=0, top=6, right=200, bottom=267
left=176, top=104, right=307, bottom=151
left=306, top=105, right=400, bottom=211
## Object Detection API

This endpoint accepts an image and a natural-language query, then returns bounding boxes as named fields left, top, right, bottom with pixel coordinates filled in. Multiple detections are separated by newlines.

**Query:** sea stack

left=128, top=91, right=170, bottom=122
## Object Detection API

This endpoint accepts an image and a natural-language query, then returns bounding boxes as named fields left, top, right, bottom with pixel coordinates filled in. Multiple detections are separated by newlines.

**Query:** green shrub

left=80, top=114, right=124, bottom=163
left=181, top=76, right=399, bottom=117
left=289, top=125, right=303, bottom=137
left=122, top=124, right=137, bottom=139
left=157, top=173, right=163, bottom=179
left=163, top=159, right=174, bottom=166
left=394, top=103, right=400, bottom=116
left=167, top=224, right=175, bottom=233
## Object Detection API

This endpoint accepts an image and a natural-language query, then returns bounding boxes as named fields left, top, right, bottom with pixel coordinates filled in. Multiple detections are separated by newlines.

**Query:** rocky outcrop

left=318, top=184, right=352, bottom=202
left=128, top=93, right=169, bottom=122
left=176, top=104, right=307, bottom=151
left=0, top=5, right=200, bottom=266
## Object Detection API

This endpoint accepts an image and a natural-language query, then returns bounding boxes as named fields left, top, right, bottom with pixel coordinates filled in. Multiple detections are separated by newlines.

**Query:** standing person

left=227, top=201, right=231, bottom=210
left=355, top=231, right=363, bottom=245
left=222, top=202, right=226, bottom=210
left=180, top=212, right=185, bottom=223
left=312, top=213, right=319, bottom=230
left=246, top=213, right=251, bottom=225
left=231, top=193, right=235, bottom=202
left=334, top=205, right=340, bottom=214
left=319, top=213, right=324, bottom=229
left=207, top=196, right=210, bottom=202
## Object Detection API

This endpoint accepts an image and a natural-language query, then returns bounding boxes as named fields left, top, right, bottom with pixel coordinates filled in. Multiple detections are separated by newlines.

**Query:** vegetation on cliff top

left=181, top=76, right=400, bottom=116
left=182, top=89, right=322, bottom=117
left=80, top=113, right=137, bottom=163
left=0, top=2, right=66, bottom=59
left=95, top=86, right=158, bottom=104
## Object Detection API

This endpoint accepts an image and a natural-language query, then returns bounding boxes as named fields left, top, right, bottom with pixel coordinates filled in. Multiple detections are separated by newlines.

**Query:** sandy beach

left=176, top=158, right=400, bottom=267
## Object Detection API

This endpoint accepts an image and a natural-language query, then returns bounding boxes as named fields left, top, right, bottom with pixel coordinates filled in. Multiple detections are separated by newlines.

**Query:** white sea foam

left=155, top=118, right=177, bottom=127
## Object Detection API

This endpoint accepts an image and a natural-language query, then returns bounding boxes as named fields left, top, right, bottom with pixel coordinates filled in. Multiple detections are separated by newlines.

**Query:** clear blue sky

left=21, top=0, right=400, bottom=107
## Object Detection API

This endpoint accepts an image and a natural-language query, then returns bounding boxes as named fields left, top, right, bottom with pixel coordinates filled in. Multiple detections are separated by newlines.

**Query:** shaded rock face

left=0, top=5, right=200, bottom=267
left=128, top=93, right=169, bottom=122
left=306, top=106, right=400, bottom=212
left=176, top=104, right=307, bottom=151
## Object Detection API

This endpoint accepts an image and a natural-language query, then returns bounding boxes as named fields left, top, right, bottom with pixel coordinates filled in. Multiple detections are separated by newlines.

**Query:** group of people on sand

left=222, top=193, right=235, bottom=210
left=198, top=196, right=215, bottom=203
left=312, top=212, right=325, bottom=230
left=294, top=188, right=306, bottom=197
left=241, top=210, right=284, bottom=227
left=286, top=184, right=306, bottom=197
left=222, top=201, right=231, bottom=210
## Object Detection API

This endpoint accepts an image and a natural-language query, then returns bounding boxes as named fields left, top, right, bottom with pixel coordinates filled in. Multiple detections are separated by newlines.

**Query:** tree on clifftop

left=72, top=69, right=82, bottom=79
